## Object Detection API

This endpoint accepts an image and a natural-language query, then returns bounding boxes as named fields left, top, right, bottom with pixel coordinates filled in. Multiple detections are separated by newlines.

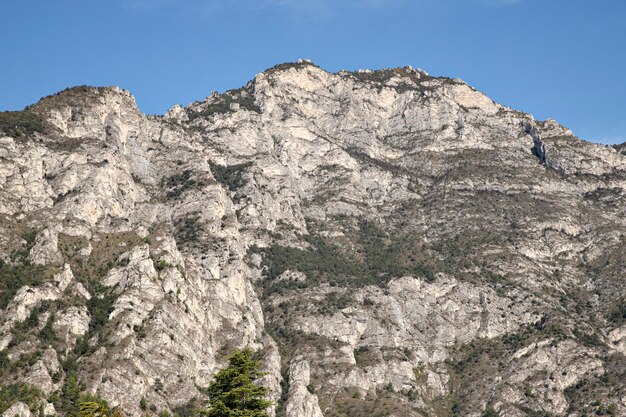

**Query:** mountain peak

left=0, top=62, right=624, bottom=417
left=31, top=85, right=135, bottom=112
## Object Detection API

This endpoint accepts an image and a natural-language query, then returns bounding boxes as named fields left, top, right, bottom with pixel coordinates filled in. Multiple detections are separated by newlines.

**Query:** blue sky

left=1, top=0, right=625, bottom=144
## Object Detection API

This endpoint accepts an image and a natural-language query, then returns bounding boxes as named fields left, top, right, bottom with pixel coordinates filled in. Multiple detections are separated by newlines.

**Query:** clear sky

left=1, top=0, right=625, bottom=144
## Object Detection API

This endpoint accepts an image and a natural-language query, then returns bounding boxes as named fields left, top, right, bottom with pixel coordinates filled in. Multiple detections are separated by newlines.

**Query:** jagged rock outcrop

left=0, top=62, right=625, bottom=417
left=2, top=402, right=32, bottom=417
left=285, top=360, right=324, bottom=417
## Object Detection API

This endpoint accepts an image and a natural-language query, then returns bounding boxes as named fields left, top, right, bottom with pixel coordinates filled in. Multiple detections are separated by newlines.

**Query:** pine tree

left=201, top=349, right=272, bottom=417
left=61, top=374, right=82, bottom=417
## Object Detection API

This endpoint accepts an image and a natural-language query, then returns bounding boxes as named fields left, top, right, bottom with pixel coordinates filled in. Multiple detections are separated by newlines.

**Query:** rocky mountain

left=0, top=60, right=625, bottom=417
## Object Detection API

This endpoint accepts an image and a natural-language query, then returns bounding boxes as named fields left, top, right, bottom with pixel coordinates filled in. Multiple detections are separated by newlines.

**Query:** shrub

left=0, top=384, right=42, bottom=414
left=256, top=219, right=439, bottom=294
left=608, top=298, right=626, bottom=326
left=354, top=346, right=379, bottom=368
left=187, top=88, right=260, bottom=121
left=174, top=214, right=202, bottom=245
left=209, top=161, right=253, bottom=192
left=155, top=259, right=171, bottom=271
left=161, top=170, right=207, bottom=199
left=0, top=110, right=44, bottom=138
left=73, top=293, right=117, bottom=356
left=0, top=351, right=9, bottom=372
left=1, top=259, right=50, bottom=309
left=9, top=301, right=52, bottom=347
left=482, top=406, right=500, bottom=417
left=171, top=397, right=201, bottom=417
left=265, top=61, right=319, bottom=75
left=319, top=292, right=352, bottom=314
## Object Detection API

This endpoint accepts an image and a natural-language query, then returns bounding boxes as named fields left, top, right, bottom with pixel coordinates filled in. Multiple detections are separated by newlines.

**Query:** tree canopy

left=201, top=349, right=272, bottom=417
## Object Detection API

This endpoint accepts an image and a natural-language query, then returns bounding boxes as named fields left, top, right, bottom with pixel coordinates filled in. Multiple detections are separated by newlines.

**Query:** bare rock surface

left=0, top=62, right=624, bottom=417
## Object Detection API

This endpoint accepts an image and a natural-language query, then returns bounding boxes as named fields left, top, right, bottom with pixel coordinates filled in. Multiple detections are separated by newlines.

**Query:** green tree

left=62, top=374, right=82, bottom=417
left=77, top=401, right=108, bottom=417
left=201, top=349, right=272, bottom=417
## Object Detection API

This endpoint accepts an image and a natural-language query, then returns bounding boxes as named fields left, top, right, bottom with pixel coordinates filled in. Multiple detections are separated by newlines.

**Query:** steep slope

left=0, top=61, right=625, bottom=417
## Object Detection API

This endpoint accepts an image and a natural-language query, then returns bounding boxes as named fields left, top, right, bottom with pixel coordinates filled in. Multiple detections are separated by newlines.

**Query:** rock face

left=2, top=402, right=32, bottom=417
left=0, top=62, right=625, bottom=417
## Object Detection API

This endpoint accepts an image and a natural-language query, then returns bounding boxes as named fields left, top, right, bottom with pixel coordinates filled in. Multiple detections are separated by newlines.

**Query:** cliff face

left=0, top=62, right=625, bottom=417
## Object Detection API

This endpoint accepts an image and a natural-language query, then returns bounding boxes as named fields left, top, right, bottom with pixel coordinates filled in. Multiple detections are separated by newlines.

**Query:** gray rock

left=2, top=403, right=31, bottom=417
left=0, top=63, right=624, bottom=417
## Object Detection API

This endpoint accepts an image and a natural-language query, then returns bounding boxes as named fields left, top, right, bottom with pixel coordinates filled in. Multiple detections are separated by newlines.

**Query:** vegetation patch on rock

left=0, top=110, right=45, bottom=138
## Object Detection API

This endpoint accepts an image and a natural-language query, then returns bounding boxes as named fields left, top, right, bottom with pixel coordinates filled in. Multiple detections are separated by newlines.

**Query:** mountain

left=0, top=61, right=625, bottom=417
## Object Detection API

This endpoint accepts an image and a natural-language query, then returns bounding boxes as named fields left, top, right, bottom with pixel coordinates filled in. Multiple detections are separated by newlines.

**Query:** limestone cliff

left=0, top=61, right=625, bottom=417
